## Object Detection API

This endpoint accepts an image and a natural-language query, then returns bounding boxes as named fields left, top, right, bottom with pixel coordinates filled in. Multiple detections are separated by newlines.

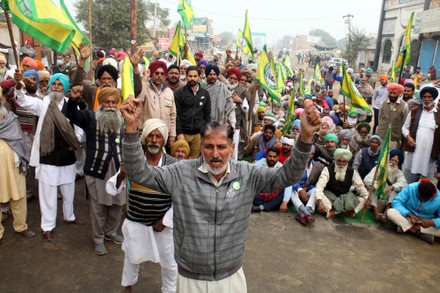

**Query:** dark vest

left=84, top=123, right=123, bottom=180
left=401, top=106, right=440, bottom=160
left=325, top=164, right=354, bottom=197
left=39, top=102, right=76, bottom=166
left=126, top=154, right=177, bottom=226
left=358, top=147, right=379, bottom=179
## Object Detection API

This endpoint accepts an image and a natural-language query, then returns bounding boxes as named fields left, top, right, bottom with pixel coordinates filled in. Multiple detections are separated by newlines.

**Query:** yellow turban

left=98, top=87, right=120, bottom=105
left=170, top=140, right=190, bottom=157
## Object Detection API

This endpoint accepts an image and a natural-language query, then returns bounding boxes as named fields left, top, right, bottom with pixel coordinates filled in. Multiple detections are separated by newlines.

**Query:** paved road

left=1, top=177, right=439, bottom=292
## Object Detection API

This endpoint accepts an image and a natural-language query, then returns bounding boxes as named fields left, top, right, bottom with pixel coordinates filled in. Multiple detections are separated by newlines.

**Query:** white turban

left=280, top=136, right=294, bottom=146
left=180, top=59, right=193, bottom=67
left=141, top=118, right=169, bottom=145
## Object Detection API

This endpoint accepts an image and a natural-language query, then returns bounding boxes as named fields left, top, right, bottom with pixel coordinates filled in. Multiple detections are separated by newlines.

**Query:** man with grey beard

left=119, top=118, right=178, bottom=293
left=315, top=148, right=369, bottom=219
left=67, top=86, right=125, bottom=255
left=14, top=73, right=84, bottom=241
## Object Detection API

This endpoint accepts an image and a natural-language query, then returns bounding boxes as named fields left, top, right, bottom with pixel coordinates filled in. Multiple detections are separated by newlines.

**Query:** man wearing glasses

left=138, top=61, right=177, bottom=149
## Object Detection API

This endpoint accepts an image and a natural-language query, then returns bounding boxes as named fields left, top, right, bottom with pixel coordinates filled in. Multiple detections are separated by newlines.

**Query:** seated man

left=252, top=148, right=288, bottom=213
left=170, top=139, right=190, bottom=160
left=315, top=148, right=369, bottom=218
left=364, top=150, right=407, bottom=223
left=288, top=145, right=317, bottom=225
left=244, top=124, right=281, bottom=161
left=387, top=178, right=440, bottom=244
left=352, top=135, right=381, bottom=179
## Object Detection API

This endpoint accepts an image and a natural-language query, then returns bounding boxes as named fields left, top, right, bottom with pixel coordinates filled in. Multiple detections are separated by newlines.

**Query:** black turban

left=205, top=64, right=220, bottom=77
left=97, top=65, right=118, bottom=82
left=390, top=149, right=404, bottom=168
left=420, top=86, right=439, bottom=99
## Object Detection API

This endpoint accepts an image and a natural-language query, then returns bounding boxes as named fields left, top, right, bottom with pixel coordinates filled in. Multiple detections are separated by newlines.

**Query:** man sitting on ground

left=387, top=178, right=440, bottom=244
left=315, top=148, right=369, bottom=218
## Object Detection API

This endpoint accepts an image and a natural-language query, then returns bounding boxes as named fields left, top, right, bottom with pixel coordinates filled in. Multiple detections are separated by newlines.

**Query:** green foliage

left=309, top=29, right=337, bottom=47
left=216, top=31, right=234, bottom=48
left=74, top=0, right=170, bottom=49
left=342, top=27, right=370, bottom=66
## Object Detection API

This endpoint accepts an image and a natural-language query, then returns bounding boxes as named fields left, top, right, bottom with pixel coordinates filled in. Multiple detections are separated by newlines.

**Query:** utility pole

left=343, top=13, right=354, bottom=43
left=131, top=0, right=137, bottom=54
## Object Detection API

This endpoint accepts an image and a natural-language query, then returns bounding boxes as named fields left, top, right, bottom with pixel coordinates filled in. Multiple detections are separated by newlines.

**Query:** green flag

left=395, top=12, right=414, bottom=72
left=242, top=10, right=254, bottom=59
left=256, top=44, right=280, bottom=102
left=177, top=0, right=194, bottom=29
left=341, top=65, right=372, bottom=114
left=376, top=124, right=391, bottom=200
left=283, top=83, right=297, bottom=136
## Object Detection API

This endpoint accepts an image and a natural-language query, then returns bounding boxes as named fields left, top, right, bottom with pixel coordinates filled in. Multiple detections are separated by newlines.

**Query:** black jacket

left=174, top=83, right=211, bottom=135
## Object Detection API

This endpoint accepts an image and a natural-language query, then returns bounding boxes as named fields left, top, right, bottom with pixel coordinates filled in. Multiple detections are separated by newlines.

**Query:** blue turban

left=205, top=64, right=220, bottom=76
left=24, top=69, right=39, bottom=83
left=305, top=93, right=313, bottom=99
left=292, top=119, right=301, bottom=131
left=197, top=60, right=208, bottom=68
left=49, top=73, right=70, bottom=95
left=365, top=68, right=373, bottom=74
left=390, top=149, right=404, bottom=168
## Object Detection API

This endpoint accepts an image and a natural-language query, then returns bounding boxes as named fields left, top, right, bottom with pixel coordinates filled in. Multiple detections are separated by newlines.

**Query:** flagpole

left=88, top=0, right=94, bottom=81
left=3, top=8, right=20, bottom=68
left=361, top=163, right=380, bottom=223
left=398, top=50, right=406, bottom=82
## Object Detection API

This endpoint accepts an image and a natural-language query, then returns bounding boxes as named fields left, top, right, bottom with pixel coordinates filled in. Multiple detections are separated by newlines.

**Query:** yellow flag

left=256, top=45, right=280, bottom=102
left=121, top=56, right=134, bottom=101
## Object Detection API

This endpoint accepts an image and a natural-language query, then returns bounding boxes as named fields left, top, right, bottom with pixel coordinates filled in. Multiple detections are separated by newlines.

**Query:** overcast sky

left=159, top=0, right=383, bottom=43
left=68, top=0, right=383, bottom=45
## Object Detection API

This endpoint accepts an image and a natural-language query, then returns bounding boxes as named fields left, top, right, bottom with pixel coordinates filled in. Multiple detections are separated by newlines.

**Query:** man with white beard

left=364, top=149, right=407, bottom=223
left=14, top=73, right=84, bottom=241
left=315, top=148, right=369, bottom=218
left=67, top=86, right=125, bottom=255
left=0, top=55, right=7, bottom=81
left=118, top=118, right=177, bottom=293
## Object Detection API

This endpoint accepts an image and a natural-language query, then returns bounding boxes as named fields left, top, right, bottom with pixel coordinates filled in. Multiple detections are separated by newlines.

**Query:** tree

left=309, top=29, right=337, bottom=47
left=216, top=31, right=234, bottom=49
left=74, top=0, right=170, bottom=49
left=342, top=27, right=370, bottom=66
left=274, top=35, right=290, bottom=52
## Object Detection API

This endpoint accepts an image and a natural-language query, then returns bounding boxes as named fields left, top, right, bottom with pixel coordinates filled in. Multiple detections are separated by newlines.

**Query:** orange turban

left=97, top=87, right=120, bottom=104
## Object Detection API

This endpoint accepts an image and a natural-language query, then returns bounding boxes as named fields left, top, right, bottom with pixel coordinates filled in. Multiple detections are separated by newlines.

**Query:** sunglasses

left=154, top=71, right=165, bottom=76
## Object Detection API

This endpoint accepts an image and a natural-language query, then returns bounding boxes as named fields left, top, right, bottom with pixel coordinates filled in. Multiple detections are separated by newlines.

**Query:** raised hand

left=79, top=43, right=91, bottom=60
left=130, top=48, right=145, bottom=74
left=70, top=85, right=84, bottom=101
left=120, top=95, right=142, bottom=132
left=300, top=99, right=321, bottom=142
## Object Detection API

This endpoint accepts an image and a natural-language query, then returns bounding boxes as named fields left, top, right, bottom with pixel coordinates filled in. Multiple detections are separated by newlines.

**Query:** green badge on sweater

left=115, top=138, right=120, bottom=144
left=232, top=181, right=241, bottom=190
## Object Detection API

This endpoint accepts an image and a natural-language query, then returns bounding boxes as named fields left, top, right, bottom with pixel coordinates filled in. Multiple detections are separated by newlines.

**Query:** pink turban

left=294, top=108, right=304, bottom=116
left=321, top=116, right=335, bottom=130
left=387, top=83, right=404, bottom=94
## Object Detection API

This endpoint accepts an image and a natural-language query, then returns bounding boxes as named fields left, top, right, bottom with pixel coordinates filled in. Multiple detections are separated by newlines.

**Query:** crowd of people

left=0, top=42, right=440, bottom=293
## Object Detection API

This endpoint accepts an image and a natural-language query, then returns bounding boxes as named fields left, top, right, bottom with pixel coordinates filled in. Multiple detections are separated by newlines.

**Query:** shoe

left=42, top=230, right=53, bottom=241
left=305, top=214, right=315, bottom=224
left=417, top=232, right=435, bottom=244
left=251, top=205, right=261, bottom=213
left=326, top=210, right=335, bottom=219
left=95, top=243, right=107, bottom=255
left=343, top=210, right=356, bottom=218
left=396, top=226, right=403, bottom=234
left=17, top=229, right=36, bottom=238
left=104, top=233, right=124, bottom=245
left=64, top=219, right=85, bottom=225
left=295, top=214, right=308, bottom=225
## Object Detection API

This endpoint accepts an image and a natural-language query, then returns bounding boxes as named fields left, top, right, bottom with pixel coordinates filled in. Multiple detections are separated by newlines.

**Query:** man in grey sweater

left=121, top=97, right=321, bottom=292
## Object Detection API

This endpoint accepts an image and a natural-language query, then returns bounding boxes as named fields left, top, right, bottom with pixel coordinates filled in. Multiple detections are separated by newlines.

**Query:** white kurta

left=402, top=108, right=437, bottom=177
